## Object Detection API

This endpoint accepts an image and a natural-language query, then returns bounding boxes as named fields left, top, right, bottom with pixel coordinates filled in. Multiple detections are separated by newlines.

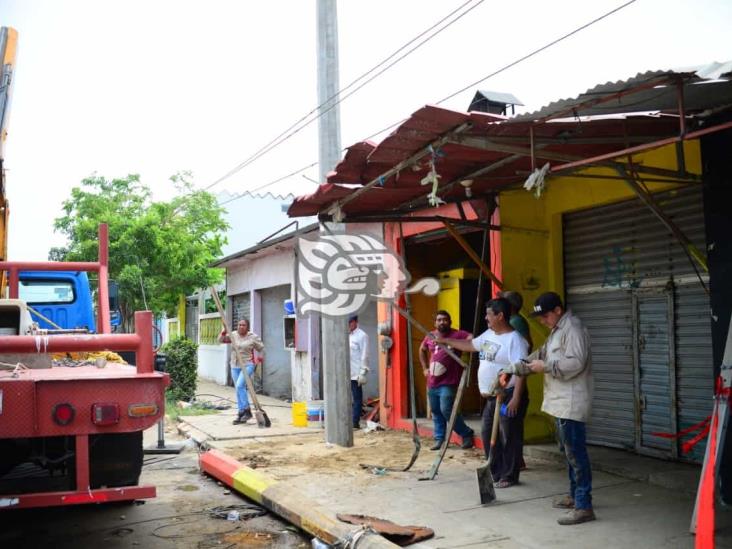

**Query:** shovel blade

left=254, top=410, right=272, bottom=428
left=477, top=464, right=496, bottom=504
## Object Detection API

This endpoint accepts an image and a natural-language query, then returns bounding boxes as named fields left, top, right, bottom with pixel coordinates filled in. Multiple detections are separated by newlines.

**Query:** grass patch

left=165, top=395, right=221, bottom=422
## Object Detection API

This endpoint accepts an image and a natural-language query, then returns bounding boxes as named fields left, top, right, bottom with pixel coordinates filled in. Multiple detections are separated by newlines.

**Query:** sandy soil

left=228, top=429, right=485, bottom=483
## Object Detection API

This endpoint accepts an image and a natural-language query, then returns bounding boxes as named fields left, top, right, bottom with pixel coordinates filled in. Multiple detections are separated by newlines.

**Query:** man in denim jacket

left=500, top=291, right=595, bottom=525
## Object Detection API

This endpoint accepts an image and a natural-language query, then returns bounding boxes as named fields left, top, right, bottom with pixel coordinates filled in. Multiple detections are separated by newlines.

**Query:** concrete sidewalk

left=177, top=379, right=732, bottom=548
left=177, top=378, right=302, bottom=443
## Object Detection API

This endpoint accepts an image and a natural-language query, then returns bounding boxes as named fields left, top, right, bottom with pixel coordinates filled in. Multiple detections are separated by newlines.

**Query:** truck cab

left=19, top=271, right=96, bottom=331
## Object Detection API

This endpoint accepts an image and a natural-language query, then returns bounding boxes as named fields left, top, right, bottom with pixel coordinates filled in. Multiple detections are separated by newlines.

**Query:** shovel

left=477, top=392, right=502, bottom=504
left=210, top=287, right=271, bottom=428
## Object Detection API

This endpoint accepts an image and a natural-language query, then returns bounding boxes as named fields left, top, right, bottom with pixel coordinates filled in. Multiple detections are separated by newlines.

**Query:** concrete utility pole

left=317, top=0, right=352, bottom=447
left=316, top=0, right=342, bottom=183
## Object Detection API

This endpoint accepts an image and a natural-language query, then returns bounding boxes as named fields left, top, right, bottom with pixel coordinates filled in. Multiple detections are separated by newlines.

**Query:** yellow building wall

left=499, top=141, right=702, bottom=442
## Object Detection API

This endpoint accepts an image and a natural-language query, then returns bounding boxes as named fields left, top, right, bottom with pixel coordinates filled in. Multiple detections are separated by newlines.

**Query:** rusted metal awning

left=288, top=62, right=732, bottom=220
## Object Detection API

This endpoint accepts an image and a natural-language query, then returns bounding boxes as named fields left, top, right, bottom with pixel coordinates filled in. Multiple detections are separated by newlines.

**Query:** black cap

left=348, top=314, right=358, bottom=323
left=531, top=292, right=563, bottom=316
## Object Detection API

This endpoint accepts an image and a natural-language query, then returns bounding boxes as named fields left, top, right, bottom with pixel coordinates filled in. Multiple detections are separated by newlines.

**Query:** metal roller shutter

left=569, top=290, right=635, bottom=449
left=563, top=186, right=712, bottom=462
left=232, top=293, right=251, bottom=325
left=674, top=283, right=714, bottom=463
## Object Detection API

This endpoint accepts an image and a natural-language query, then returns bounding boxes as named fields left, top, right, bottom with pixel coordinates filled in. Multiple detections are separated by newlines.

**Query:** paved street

left=0, top=427, right=309, bottom=549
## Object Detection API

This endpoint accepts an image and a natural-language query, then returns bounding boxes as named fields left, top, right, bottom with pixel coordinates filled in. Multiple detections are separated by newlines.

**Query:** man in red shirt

left=419, top=310, right=475, bottom=451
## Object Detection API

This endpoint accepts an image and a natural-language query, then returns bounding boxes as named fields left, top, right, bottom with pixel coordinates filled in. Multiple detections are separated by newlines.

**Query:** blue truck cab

left=18, top=271, right=97, bottom=332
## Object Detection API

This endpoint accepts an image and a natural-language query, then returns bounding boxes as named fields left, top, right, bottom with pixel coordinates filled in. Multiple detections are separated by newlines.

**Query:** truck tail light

left=52, top=403, right=75, bottom=426
left=92, top=403, right=120, bottom=425
left=128, top=403, right=158, bottom=418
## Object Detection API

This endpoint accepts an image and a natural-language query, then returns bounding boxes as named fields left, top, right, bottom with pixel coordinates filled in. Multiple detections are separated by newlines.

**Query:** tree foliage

left=52, top=173, right=228, bottom=324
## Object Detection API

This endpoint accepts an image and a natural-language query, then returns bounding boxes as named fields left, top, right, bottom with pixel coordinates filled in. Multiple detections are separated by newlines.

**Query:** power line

left=218, top=0, right=639, bottom=206
left=437, top=0, right=639, bottom=105
left=205, top=0, right=484, bottom=191
left=217, top=161, right=318, bottom=207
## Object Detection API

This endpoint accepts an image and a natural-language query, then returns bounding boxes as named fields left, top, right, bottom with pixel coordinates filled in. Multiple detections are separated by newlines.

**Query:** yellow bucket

left=291, top=401, right=308, bottom=427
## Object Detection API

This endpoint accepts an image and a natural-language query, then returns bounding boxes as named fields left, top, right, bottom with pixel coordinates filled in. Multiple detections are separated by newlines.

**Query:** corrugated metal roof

left=212, top=222, right=319, bottom=268
left=288, top=60, right=732, bottom=219
left=511, top=61, right=732, bottom=122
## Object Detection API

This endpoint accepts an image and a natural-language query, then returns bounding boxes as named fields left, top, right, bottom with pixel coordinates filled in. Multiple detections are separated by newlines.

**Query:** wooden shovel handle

left=490, top=393, right=503, bottom=449
left=209, top=287, right=264, bottom=412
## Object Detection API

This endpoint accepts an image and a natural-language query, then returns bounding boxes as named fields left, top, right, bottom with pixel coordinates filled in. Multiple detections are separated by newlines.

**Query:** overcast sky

left=1, top=0, right=730, bottom=260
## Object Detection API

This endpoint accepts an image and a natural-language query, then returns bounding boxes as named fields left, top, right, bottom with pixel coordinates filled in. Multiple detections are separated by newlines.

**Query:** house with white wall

left=208, top=222, right=382, bottom=405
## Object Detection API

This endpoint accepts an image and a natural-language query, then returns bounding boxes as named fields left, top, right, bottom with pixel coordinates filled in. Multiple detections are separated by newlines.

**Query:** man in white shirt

left=438, top=298, right=529, bottom=488
left=349, top=315, right=370, bottom=429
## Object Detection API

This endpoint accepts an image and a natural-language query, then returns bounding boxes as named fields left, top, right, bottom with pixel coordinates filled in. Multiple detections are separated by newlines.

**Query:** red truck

left=0, top=225, right=169, bottom=509
left=0, top=27, right=169, bottom=509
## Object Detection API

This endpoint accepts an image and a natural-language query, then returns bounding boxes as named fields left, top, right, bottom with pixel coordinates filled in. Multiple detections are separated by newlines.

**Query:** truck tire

left=89, top=432, right=143, bottom=488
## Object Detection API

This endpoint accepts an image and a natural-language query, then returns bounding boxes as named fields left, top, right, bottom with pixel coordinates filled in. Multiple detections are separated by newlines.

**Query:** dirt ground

left=227, top=428, right=485, bottom=484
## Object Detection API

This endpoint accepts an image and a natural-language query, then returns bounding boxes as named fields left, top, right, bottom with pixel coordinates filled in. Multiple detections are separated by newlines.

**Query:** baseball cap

left=531, top=292, right=563, bottom=316
left=348, top=314, right=358, bottom=323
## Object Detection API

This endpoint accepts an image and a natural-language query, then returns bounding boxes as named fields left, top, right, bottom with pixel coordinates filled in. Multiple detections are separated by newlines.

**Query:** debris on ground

left=337, top=514, right=434, bottom=546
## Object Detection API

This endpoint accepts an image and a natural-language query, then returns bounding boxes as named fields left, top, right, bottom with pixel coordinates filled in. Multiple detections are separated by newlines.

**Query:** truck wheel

left=89, top=432, right=143, bottom=488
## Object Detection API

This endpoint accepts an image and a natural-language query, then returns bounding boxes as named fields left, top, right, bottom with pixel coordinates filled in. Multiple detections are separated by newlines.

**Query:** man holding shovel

left=499, top=292, right=595, bottom=525
left=438, top=298, right=529, bottom=488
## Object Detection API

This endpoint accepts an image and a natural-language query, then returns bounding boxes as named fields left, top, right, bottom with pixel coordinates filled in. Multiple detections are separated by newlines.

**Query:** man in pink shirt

left=419, top=310, right=475, bottom=451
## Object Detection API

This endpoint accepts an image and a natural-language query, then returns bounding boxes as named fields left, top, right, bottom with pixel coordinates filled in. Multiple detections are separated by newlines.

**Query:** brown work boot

left=552, top=494, right=575, bottom=509
left=557, top=508, right=596, bottom=525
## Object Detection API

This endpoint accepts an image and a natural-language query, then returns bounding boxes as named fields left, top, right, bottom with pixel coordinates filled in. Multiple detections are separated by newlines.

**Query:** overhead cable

left=219, top=0, right=639, bottom=204
left=205, top=0, right=484, bottom=191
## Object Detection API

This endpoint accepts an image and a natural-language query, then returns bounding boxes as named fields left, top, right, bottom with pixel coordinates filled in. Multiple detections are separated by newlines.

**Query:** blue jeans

left=428, top=384, right=474, bottom=442
left=557, top=418, right=593, bottom=510
left=351, top=380, right=363, bottom=427
left=231, top=363, right=255, bottom=412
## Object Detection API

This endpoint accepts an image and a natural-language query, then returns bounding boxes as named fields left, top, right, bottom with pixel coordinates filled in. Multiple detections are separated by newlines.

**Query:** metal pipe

left=0, top=261, right=100, bottom=271
left=552, top=119, right=732, bottom=174
left=135, top=311, right=154, bottom=374
left=75, top=435, right=89, bottom=491
left=319, top=214, right=499, bottom=230
left=675, top=79, right=687, bottom=174
left=8, top=266, right=18, bottom=298
left=0, top=333, right=142, bottom=352
left=97, top=224, right=111, bottom=334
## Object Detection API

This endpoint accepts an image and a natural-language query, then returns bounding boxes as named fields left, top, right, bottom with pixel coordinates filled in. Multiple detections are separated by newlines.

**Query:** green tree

left=51, top=173, right=228, bottom=327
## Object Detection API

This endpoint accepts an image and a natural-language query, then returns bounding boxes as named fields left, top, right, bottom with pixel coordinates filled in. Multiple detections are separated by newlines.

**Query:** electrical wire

left=437, top=0, right=639, bottom=105
left=206, top=0, right=485, bottom=191
left=217, top=0, right=639, bottom=206
left=218, top=161, right=319, bottom=207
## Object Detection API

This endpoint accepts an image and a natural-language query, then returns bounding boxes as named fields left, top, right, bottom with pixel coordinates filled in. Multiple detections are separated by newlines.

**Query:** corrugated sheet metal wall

left=564, top=186, right=712, bottom=462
